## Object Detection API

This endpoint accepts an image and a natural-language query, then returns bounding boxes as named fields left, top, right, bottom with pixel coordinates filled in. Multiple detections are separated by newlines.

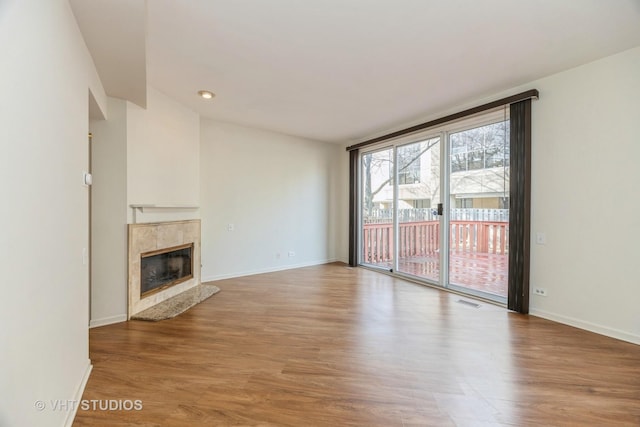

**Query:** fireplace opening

left=140, top=243, right=193, bottom=297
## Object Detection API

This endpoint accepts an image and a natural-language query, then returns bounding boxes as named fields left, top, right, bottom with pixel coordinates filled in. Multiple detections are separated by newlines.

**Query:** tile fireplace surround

left=128, top=219, right=201, bottom=319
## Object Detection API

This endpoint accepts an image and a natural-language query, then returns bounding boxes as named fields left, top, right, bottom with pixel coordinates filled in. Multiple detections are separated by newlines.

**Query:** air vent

left=457, top=299, right=480, bottom=308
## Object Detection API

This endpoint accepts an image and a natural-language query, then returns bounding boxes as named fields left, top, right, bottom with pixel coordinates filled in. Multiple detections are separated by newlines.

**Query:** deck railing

left=364, top=208, right=509, bottom=224
left=363, top=220, right=508, bottom=264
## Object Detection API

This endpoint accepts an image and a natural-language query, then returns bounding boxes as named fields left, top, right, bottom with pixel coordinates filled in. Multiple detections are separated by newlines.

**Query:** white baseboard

left=89, top=314, right=127, bottom=328
left=202, top=258, right=339, bottom=283
left=530, top=308, right=640, bottom=345
left=64, top=360, right=93, bottom=427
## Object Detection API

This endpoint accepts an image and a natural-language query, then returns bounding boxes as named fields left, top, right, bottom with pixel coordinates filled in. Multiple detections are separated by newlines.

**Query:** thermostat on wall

left=83, top=172, right=93, bottom=186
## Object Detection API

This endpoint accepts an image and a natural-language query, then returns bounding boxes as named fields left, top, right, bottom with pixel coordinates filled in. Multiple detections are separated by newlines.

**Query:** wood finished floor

left=74, top=263, right=640, bottom=426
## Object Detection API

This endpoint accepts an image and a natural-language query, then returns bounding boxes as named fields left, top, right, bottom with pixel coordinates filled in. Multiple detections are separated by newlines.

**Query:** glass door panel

left=448, top=120, right=509, bottom=300
left=396, top=137, right=441, bottom=283
left=361, top=148, right=394, bottom=270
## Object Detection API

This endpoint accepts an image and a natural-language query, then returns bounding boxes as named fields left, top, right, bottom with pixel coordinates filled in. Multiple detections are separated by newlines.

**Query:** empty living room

left=1, top=1, right=639, bottom=426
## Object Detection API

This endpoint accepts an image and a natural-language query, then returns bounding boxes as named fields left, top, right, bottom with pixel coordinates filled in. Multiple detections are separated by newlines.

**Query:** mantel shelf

left=129, top=204, right=200, bottom=223
left=130, top=204, right=200, bottom=211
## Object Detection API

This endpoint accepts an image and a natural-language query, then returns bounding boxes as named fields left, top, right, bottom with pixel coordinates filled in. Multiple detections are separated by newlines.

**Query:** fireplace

left=128, top=219, right=201, bottom=318
left=140, top=243, right=193, bottom=297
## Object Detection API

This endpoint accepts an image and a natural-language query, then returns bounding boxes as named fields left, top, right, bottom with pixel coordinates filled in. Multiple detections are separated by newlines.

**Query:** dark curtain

left=348, top=149, right=359, bottom=266
left=508, top=99, right=532, bottom=313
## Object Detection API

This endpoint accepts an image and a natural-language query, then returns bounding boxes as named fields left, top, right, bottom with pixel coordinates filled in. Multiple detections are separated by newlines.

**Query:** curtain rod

left=346, top=89, right=539, bottom=151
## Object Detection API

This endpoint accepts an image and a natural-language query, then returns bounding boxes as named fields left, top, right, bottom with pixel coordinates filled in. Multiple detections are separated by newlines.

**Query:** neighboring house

left=367, top=120, right=510, bottom=213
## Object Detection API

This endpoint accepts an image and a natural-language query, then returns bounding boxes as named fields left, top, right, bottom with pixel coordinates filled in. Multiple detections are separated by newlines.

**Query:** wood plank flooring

left=74, top=263, right=640, bottom=426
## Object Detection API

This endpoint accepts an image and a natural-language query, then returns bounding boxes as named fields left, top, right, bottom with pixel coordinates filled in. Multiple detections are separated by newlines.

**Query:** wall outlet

left=536, top=232, right=546, bottom=245
left=533, top=287, right=548, bottom=297
left=227, top=223, right=235, bottom=231
left=288, top=251, right=295, bottom=257
left=276, top=252, right=281, bottom=259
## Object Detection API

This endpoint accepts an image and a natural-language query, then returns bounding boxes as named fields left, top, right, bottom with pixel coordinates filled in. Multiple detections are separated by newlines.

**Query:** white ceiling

left=73, top=0, right=640, bottom=143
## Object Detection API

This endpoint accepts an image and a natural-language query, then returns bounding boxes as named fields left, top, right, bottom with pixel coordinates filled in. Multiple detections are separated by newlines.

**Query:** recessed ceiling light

left=198, top=90, right=215, bottom=100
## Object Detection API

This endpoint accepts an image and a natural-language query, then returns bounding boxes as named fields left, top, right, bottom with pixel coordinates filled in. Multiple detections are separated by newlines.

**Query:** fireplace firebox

left=140, top=243, right=193, bottom=297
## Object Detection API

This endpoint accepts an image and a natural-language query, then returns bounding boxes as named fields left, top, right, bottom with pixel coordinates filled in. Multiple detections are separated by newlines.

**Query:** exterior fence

left=364, top=208, right=509, bottom=224
left=362, top=211, right=509, bottom=264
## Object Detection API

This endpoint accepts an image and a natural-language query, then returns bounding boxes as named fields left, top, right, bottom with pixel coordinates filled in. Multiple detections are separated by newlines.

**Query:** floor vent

left=457, top=299, right=480, bottom=308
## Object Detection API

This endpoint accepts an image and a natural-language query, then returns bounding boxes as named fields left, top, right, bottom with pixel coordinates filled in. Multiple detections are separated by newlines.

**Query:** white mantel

left=129, top=204, right=200, bottom=223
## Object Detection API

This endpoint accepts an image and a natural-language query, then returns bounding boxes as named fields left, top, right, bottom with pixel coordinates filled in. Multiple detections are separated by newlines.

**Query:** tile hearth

left=130, top=283, right=219, bottom=321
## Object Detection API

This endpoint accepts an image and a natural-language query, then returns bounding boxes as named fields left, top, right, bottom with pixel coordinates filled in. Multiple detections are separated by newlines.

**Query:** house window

left=411, top=199, right=431, bottom=209
left=455, top=198, right=473, bottom=208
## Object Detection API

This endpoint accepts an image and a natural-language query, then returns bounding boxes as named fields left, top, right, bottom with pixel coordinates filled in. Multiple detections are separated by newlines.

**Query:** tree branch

left=369, top=140, right=438, bottom=200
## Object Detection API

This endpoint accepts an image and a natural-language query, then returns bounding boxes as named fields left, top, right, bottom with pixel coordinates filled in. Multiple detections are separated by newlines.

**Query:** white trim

left=202, top=259, right=338, bottom=283
left=64, top=361, right=93, bottom=427
left=530, top=308, right=640, bottom=346
left=89, top=314, right=127, bottom=328
left=440, top=131, right=449, bottom=288
left=392, top=146, right=399, bottom=273
left=356, top=151, right=362, bottom=265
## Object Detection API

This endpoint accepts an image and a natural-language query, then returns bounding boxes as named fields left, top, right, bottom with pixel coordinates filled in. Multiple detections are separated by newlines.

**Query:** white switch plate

left=536, top=232, right=546, bottom=245
left=227, top=223, right=235, bottom=231
left=288, top=251, right=295, bottom=257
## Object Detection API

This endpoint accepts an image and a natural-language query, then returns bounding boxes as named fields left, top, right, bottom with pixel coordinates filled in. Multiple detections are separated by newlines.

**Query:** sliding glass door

left=361, top=147, right=395, bottom=271
left=359, top=110, right=510, bottom=304
left=448, top=119, right=509, bottom=301
left=396, top=137, right=441, bottom=283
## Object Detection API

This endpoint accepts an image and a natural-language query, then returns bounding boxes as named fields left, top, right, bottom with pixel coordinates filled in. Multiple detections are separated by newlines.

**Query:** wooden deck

left=74, top=263, right=640, bottom=426
left=368, top=252, right=508, bottom=298
left=363, top=220, right=509, bottom=298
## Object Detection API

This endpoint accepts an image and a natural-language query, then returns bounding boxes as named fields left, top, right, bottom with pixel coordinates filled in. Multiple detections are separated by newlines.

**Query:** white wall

left=90, top=98, right=128, bottom=327
left=200, top=120, right=344, bottom=281
left=0, top=1, right=106, bottom=426
left=528, top=46, right=640, bottom=344
left=127, top=87, right=200, bottom=223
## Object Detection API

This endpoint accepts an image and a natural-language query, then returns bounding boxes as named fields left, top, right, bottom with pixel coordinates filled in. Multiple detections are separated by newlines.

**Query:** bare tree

left=362, top=138, right=440, bottom=215
left=362, top=120, right=510, bottom=217
left=450, top=121, right=510, bottom=201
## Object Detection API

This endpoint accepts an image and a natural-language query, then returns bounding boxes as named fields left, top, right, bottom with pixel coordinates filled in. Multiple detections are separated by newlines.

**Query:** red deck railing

left=363, top=220, right=508, bottom=263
